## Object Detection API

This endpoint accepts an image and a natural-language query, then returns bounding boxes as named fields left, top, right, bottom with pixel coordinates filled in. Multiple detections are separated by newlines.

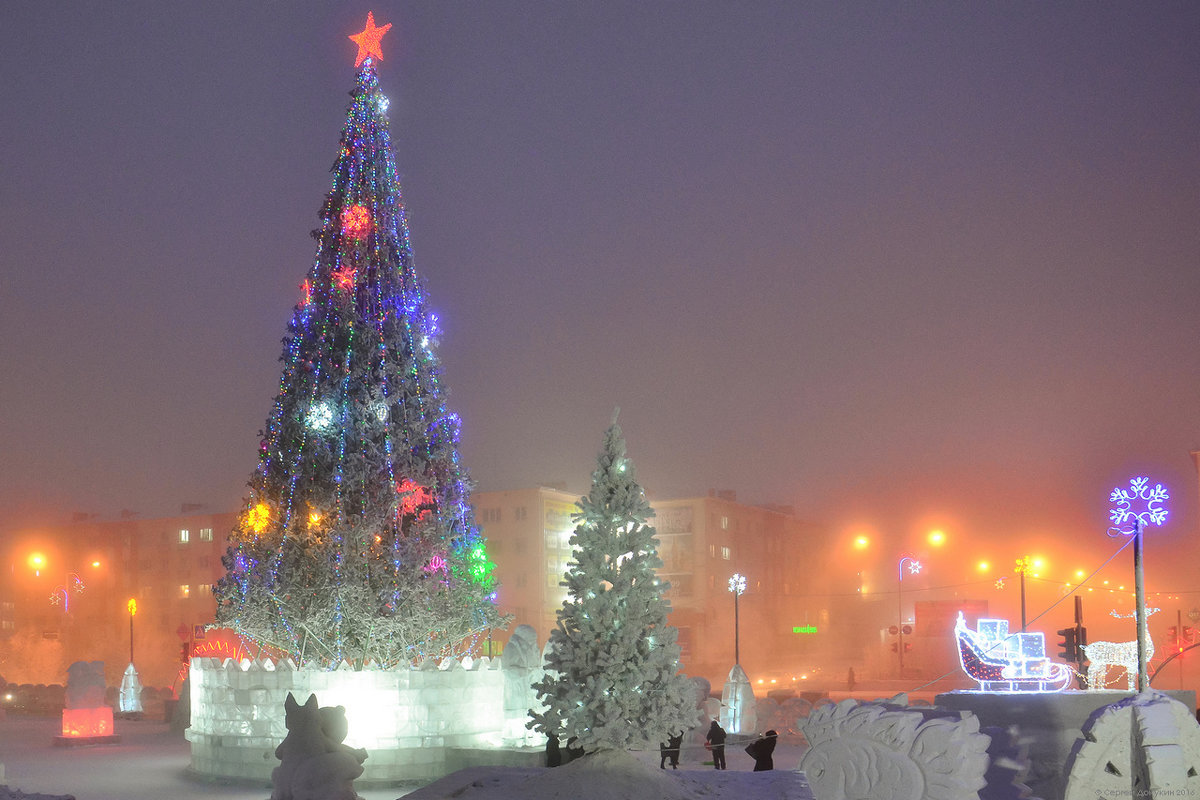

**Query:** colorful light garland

left=213, top=18, right=505, bottom=669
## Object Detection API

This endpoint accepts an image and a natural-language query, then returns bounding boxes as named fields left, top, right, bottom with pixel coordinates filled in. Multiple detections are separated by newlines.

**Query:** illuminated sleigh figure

left=955, top=612, right=1073, bottom=692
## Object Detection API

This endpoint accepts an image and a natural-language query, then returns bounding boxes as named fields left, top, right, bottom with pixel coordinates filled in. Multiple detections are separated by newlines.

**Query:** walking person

left=665, top=731, right=682, bottom=769
left=744, top=729, right=778, bottom=771
left=706, top=720, right=727, bottom=770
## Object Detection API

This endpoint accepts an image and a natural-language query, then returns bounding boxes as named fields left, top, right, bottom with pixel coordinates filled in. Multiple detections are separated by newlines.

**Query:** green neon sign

left=792, top=625, right=818, bottom=634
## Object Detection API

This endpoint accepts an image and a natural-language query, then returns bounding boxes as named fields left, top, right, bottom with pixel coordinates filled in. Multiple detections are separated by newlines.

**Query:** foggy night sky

left=1, top=3, right=1198, bottom=588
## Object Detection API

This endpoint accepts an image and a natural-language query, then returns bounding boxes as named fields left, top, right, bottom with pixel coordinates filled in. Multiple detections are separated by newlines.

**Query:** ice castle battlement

left=186, top=655, right=543, bottom=784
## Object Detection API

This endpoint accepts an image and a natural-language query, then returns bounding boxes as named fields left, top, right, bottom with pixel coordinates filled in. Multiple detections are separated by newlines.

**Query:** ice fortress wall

left=186, top=655, right=543, bottom=783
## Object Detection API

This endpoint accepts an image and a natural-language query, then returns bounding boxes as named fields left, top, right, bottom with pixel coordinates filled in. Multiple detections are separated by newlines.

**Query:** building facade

left=472, top=487, right=848, bottom=688
left=1, top=510, right=234, bottom=688
left=3, top=488, right=854, bottom=692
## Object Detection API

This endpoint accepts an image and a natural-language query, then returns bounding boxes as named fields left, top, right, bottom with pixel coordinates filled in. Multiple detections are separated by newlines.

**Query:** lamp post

left=1013, top=556, right=1033, bottom=631
left=1109, top=477, right=1169, bottom=691
left=728, top=573, right=746, bottom=665
left=897, top=555, right=921, bottom=672
left=127, top=598, right=137, bottom=665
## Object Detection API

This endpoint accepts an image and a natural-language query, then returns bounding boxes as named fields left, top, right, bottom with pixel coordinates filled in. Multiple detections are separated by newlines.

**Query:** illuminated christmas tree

left=529, top=412, right=698, bottom=751
left=215, top=13, right=505, bottom=668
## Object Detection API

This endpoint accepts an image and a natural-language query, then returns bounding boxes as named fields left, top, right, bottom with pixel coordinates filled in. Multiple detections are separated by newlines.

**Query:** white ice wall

left=186, top=656, right=541, bottom=784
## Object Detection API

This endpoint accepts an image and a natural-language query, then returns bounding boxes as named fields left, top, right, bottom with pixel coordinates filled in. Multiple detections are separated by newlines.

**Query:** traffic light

left=1168, top=626, right=1179, bottom=646
left=1057, top=627, right=1078, bottom=662
left=890, top=643, right=898, bottom=652
left=1184, top=626, right=1194, bottom=644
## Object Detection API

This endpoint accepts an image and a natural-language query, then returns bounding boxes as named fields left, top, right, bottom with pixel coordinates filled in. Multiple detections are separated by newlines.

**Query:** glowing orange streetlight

left=927, top=530, right=946, bottom=547
left=28, top=552, right=47, bottom=576
left=127, top=598, right=137, bottom=665
left=853, top=535, right=870, bottom=551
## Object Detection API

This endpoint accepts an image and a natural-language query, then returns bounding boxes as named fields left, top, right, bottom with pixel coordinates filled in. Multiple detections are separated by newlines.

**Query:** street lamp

left=897, top=555, right=921, bottom=672
left=728, top=573, right=746, bottom=665
left=1108, top=476, right=1169, bottom=691
left=127, top=598, right=137, bottom=665
left=1013, top=556, right=1034, bottom=631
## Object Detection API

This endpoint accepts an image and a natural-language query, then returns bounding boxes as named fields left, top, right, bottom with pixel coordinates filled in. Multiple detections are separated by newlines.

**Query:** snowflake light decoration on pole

left=1108, top=477, right=1169, bottom=532
left=1106, top=475, right=1168, bottom=692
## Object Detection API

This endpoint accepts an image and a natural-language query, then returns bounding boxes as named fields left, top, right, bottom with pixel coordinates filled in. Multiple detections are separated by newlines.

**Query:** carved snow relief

left=1064, top=691, right=1200, bottom=800
left=798, top=698, right=991, bottom=800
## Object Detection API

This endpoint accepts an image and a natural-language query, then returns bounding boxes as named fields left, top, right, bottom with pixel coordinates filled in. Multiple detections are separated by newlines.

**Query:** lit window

left=198, top=583, right=212, bottom=594
left=179, top=529, right=190, bottom=543
left=179, top=584, right=190, bottom=598
left=721, top=546, right=731, bottom=560
left=721, top=516, right=729, bottom=530
left=708, top=544, right=716, bottom=558
left=199, top=528, right=213, bottom=541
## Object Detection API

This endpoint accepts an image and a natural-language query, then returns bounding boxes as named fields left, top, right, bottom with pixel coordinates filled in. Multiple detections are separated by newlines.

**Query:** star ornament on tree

left=349, top=11, right=392, bottom=67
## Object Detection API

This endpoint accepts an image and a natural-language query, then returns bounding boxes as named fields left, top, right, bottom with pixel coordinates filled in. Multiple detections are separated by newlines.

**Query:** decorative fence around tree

left=186, top=655, right=543, bottom=784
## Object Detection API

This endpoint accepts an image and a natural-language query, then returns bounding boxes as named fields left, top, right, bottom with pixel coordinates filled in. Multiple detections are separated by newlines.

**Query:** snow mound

left=407, top=750, right=701, bottom=800
left=521, top=750, right=696, bottom=800
left=0, top=788, right=75, bottom=800
left=405, top=749, right=812, bottom=800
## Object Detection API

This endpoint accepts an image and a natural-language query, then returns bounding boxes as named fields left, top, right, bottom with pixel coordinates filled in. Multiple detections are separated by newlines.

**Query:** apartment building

left=1, top=510, right=235, bottom=688
left=2, top=488, right=851, bottom=691
left=472, top=487, right=845, bottom=687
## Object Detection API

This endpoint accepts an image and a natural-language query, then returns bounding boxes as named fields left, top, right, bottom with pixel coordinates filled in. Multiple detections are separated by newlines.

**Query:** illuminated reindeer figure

left=1081, top=608, right=1158, bottom=691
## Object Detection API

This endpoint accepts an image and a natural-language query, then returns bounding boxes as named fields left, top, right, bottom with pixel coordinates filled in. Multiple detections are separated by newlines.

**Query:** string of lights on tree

left=214, top=13, right=505, bottom=668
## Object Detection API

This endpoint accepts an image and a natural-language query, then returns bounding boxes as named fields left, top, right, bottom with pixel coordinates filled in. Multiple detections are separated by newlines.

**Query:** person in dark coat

left=706, top=720, right=727, bottom=769
left=545, top=733, right=562, bottom=767
left=659, top=732, right=683, bottom=769
left=744, top=729, right=778, bottom=771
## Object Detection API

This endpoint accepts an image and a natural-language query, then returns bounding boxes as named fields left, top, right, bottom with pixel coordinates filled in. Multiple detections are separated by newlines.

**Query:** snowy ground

left=0, top=715, right=811, bottom=800
left=407, top=746, right=813, bottom=800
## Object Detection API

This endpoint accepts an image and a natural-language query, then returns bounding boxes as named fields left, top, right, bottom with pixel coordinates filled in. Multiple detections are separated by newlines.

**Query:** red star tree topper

left=349, top=11, right=391, bottom=67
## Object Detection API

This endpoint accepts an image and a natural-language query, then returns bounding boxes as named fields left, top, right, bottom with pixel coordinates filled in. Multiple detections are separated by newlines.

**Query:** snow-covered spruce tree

left=529, top=412, right=698, bottom=751
left=213, top=17, right=506, bottom=669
